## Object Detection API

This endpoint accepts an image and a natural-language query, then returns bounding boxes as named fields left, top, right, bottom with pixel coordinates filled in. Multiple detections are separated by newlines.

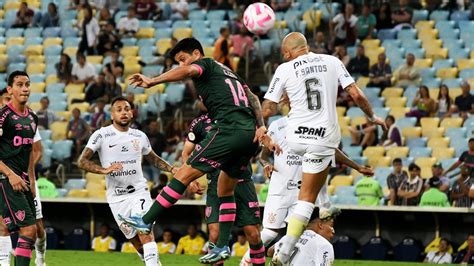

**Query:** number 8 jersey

left=264, top=53, right=355, bottom=148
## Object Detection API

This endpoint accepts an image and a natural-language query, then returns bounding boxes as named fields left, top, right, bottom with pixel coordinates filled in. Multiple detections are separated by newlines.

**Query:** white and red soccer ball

left=243, top=3, right=276, bottom=35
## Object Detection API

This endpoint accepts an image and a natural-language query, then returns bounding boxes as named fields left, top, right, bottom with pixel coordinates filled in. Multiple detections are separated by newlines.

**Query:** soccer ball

left=243, top=3, right=276, bottom=35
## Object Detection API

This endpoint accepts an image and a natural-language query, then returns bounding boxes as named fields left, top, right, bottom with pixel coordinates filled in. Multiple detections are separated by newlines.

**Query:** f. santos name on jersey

left=294, top=126, right=327, bottom=140
left=292, top=56, right=328, bottom=78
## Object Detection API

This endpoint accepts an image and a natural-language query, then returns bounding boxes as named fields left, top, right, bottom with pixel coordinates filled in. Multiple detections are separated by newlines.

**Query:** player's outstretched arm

left=129, top=66, right=200, bottom=88
left=335, top=148, right=374, bottom=177
left=77, top=148, right=122, bottom=175
left=258, top=146, right=276, bottom=178
left=144, top=150, right=176, bottom=174
left=244, top=86, right=265, bottom=129
left=346, top=83, right=387, bottom=131
left=262, top=100, right=279, bottom=121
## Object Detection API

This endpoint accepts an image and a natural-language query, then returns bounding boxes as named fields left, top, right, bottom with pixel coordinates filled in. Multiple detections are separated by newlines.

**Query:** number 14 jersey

left=264, top=53, right=354, bottom=148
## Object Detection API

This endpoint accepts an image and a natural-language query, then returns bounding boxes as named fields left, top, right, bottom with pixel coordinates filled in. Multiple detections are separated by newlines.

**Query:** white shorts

left=263, top=194, right=298, bottom=229
left=109, top=190, right=153, bottom=239
left=288, top=142, right=336, bottom=174
left=34, top=182, right=43, bottom=220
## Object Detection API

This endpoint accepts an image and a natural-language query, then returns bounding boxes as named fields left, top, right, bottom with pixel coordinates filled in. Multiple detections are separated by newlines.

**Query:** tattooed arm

left=244, top=85, right=265, bottom=128
left=258, top=146, right=275, bottom=178
left=346, top=83, right=387, bottom=130
left=77, top=148, right=122, bottom=174
left=144, top=150, right=175, bottom=173
left=262, top=100, right=279, bottom=121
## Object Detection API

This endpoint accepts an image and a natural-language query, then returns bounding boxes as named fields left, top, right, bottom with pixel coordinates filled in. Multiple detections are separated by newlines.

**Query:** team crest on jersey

left=267, top=212, right=276, bottom=224
left=188, top=132, right=196, bottom=141
left=205, top=206, right=212, bottom=218
left=15, top=210, right=25, bottom=221
left=131, top=139, right=140, bottom=152
left=3, top=217, right=11, bottom=225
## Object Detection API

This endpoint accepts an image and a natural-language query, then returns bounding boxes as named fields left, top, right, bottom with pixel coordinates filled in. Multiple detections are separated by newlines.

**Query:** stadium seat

left=409, top=147, right=432, bottom=158
left=361, top=237, right=390, bottom=260
left=136, top=28, right=155, bottom=39
left=398, top=29, right=417, bottom=40
left=394, top=238, right=423, bottom=262
left=64, top=227, right=90, bottom=250
left=460, top=69, right=474, bottom=80
left=415, top=157, right=437, bottom=168
left=414, top=58, right=432, bottom=68
left=120, top=46, right=139, bottom=57
left=422, top=127, right=445, bottom=139
left=415, top=20, right=434, bottom=31
left=449, top=48, right=470, bottom=62
left=381, top=87, right=403, bottom=99
left=450, top=10, right=470, bottom=24
left=155, top=28, right=172, bottom=40
left=426, top=48, right=448, bottom=60
left=363, top=146, right=385, bottom=158
left=390, top=107, right=410, bottom=119
left=433, top=147, right=455, bottom=160
left=402, top=127, right=422, bottom=138
left=333, top=235, right=358, bottom=259
left=436, top=68, right=458, bottom=79
left=26, top=63, right=45, bottom=74
left=440, top=117, right=463, bottom=128
left=330, top=175, right=353, bottom=187
left=45, top=227, right=60, bottom=249
left=156, top=38, right=172, bottom=55
left=42, top=27, right=61, bottom=38
left=343, top=146, right=362, bottom=158
left=406, top=137, right=427, bottom=148
left=386, top=147, right=409, bottom=159
left=430, top=10, right=449, bottom=21
left=385, top=97, right=407, bottom=108
left=64, top=84, right=85, bottom=94
left=427, top=137, right=450, bottom=149
left=50, top=121, right=68, bottom=141
left=445, top=128, right=467, bottom=139
left=30, top=82, right=46, bottom=93
left=51, top=140, right=73, bottom=161
left=442, top=78, right=462, bottom=88
left=369, top=156, right=391, bottom=168
left=173, top=28, right=192, bottom=40
left=396, top=117, right=417, bottom=131
left=420, top=117, right=440, bottom=128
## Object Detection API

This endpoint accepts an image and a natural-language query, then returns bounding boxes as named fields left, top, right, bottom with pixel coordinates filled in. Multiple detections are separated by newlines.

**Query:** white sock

left=0, top=236, right=11, bottom=266
left=241, top=228, right=279, bottom=264
left=280, top=201, right=315, bottom=260
left=143, top=242, right=159, bottom=266
left=316, top=185, right=331, bottom=208
left=35, top=236, right=47, bottom=261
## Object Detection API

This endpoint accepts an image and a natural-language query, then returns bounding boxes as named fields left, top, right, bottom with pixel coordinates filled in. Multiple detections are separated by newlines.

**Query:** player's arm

left=262, top=100, right=279, bottom=121
left=469, top=185, right=474, bottom=199
left=28, top=148, right=36, bottom=196
left=77, top=148, right=122, bottom=174
left=443, top=160, right=462, bottom=175
left=258, top=146, right=275, bottom=178
left=0, top=160, right=28, bottom=192
left=182, top=140, right=196, bottom=163
left=243, top=85, right=265, bottom=129
left=143, top=150, right=176, bottom=173
left=335, top=148, right=373, bottom=176
left=129, top=65, right=200, bottom=88
left=345, top=83, right=386, bottom=130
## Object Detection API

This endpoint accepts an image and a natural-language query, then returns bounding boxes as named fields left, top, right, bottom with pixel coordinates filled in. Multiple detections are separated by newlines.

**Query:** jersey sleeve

left=141, top=132, right=152, bottom=155
left=33, top=129, right=42, bottom=142
left=191, top=58, right=211, bottom=80
left=334, top=57, right=355, bottom=90
left=187, top=118, right=202, bottom=144
left=85, top=129, right=103, bottom=153
left=264, top=65, right=288, bottom=103
left=459, top=151, right=467, bottom=162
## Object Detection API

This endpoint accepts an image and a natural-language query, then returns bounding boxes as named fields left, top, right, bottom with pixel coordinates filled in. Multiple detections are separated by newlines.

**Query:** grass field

left=22, top=250, right=459, bottom=266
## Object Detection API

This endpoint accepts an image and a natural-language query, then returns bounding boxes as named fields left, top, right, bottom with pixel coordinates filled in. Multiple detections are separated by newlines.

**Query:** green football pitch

left=23, top=250, right=458, bottom=266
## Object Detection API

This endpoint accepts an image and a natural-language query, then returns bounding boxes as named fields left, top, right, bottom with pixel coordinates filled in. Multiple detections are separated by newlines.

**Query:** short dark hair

left=392, top=158, right=402, bottom=164
left=110, top=96, right=131, bottom=107
left=163, top=229, right=173, bottom=235
left=7, top=71, right=29, bottom=86
left=408, top=163, right=420, bottom=171
left=308, top=207, right=320, bottom=223
left=237, top=230, right=245, bottom=237
left=169, top=38, right=204, bottom=59
left=76, top=52, right=86, bottom=60
left=220, top=27, right=229, bottom=34
left=469, top=138, right=474, bottom=143
left=440, top=237, right=449, bottom=243
left=386, top=115, right=395, bottom=123
left=0, top=88, right=8, bottom=95
left=40, top=96, right=49, bottom=102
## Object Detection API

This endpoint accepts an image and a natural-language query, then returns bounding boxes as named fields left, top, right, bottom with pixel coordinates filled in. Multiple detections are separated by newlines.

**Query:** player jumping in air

left=121, top=38, right=279, bottom=264
left=262, top=32, right=386, bottom=265
left=183, top=102, right=264, bottom=266
left=78, top=96, right=177, bottom=266
left=0, top=71, right=39, bottom=266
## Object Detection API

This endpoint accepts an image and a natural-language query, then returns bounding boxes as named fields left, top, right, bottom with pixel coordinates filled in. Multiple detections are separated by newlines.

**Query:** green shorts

left=187, top=127, right=259, bottom=179
left=0, top=179, right=36, bottom=232
left=205, top=177, right=261, bottom=227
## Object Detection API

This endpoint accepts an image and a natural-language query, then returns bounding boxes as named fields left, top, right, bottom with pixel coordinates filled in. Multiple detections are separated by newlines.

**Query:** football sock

left=0, top=236, right=11, bottom=265
left=249, top=242, right=265, bottom=266
left=143, top=242, right=159, bottom=266
left=15, top=236, right=35, bottom=266
left=280, top=201, right=314, bottom=259
left=216, top=196, right=236, bottom=247
left=35, top=235, right=46, bottom=261
left=317, top=185, right=331, bottom=208
left=143, top=179, right=186, bottom=224
left=241, top=228, right=278, bottom=263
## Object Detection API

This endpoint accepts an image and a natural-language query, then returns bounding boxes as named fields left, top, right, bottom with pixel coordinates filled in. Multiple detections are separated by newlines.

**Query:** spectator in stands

left=355, top=174, right=383, bottom=206
left=143, top=120, right=167, bottom=182
left=72, top=53, right=97, bottom=85
left=135, top=0, right=160, bottom=20
left=471, top=183, right=474, bottom=208
left=406, top=85, right=435, bottom=120
left=163, top=0, right=189, bottom=21
left=0, top=88, right=10, bottom=107
left=428, top=162, right=449, bottom=193
left=232, top=231, right=249, bottom=257
left=103, top=50, right=124, bottom=78
left=12, top=2, right=34, bottom=28
left=97, top=21, right=122, bottom=55
left=453, top=233, right=474, bottom=264
left=336, top=86, right=355, bottom=108
left=84, top=73, right=108, bottom=104
left=175, top=224, right=205, bottom=255
left=78, top=5, right=100, bottom=55
left=67, top=108, right=90, bottom=161
left=387, top=158, right=408, bottom=206
left=347, top=45, right=370, bottom=79
left=37, top=96, right=61, bottom=130
left=230, top=27, right=254, bottom=59
left=40, top=3, right=59, bottom=28
left=391, top=0, right=413, bottom=30
left=330, top=3, right=358, bottom=47
left=88, top=0, right=120, bottom=11
left=106, top=74, right=122, bottom=100
left=398, top=163, right=424, bottom=206
left=56, top=53, right=74, bottom=84
left=375, top=2, right=393, bottom=30
left=450, top=165, right=473, bottom=207
left=393, top=53, right=420, bottom=88
left=444, top=138, right=474, bottom=177
left=436, top=84, right=453, bottom=118
left=117, top=7, right=139, bottom=37
left=368, top=53, right=392, bottom=89
left=357, top=4, right=376, bottom=40
left=381, top=115, right=402, bottom=149
left=349, top=117, right=378, bottom=148
left=90, top=99, right=108, bottom=130
left=157, top=229, right=177, bottom=254
left=91, top=224, right=116, bottom=252
left=214, top=27, right=233, bottom=70
left=424, top=238, right=453, bottom=264
left=98, top=7, right=113, bottom=30
left=120, top=241, right=135, bottom=253
left=332, top=45, right=350, bottom=67
left=310, top=31, right=329, bottom=54
left=420, top=177, right=450, bottom=207
left=448, top=81, right=474, bottom=120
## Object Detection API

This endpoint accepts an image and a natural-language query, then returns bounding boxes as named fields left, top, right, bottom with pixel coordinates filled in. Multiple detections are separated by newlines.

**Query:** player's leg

left=16, top=224, right=37, bottom=266
left=0, top=217, right=12, bottom=266
left=138, top=232, right=159, bottom=266
left=216, top=171, right=238, bottom=248
left=129, top=236, right=145, bottom=261
left=35, top=219, right=46, bottom=266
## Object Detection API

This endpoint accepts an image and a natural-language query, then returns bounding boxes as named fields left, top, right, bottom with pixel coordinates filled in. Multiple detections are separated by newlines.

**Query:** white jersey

left=264, top=53, right=354, bottom=148
left=86, top=125, right=152, bottom=203
left=267, top=116, right=302, bottom=196
left=284, top=230, right=334, bottom=266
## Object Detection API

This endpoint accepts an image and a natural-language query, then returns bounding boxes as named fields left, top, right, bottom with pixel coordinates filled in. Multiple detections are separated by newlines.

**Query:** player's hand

left=358, top=166, right=374, bottom=177
left=368, top=115, right=387, bottom=131
left=188, top=181, right=204, bottom=195
left=102, top=163, right=123, bottom=175
left=254, top=126, right=268, bottom=143
left=171, top=166, right=179, bottom=175
left=263, top=164, right=276, bottom=178
left=7, top=173, right=28, bottom=192
left=260, top=134, right=282, bottom=155
left=129, top=74, right=155, bottom=88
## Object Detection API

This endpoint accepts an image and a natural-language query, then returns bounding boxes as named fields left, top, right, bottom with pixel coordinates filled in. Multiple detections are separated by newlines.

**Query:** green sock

left=216, top=196, right=236, bottom=247
left=143, top=179, right=186, bottom=224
